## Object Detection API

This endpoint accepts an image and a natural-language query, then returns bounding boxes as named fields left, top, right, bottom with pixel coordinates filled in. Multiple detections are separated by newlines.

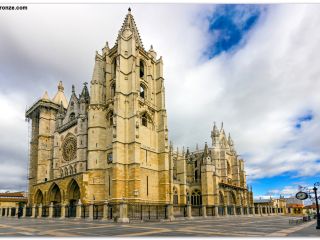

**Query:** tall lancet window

left=112, top=58, right=117, bottom=79
left=140, top=59, right=145, bottom=78
left=140, top=84, right=145, bottom=99
left=111, top=83, right=116, bottom=98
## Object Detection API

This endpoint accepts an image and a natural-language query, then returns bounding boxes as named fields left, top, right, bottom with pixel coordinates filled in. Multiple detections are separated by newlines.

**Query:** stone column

left=251, top=207, right=255, bottom=216
left=48, top=202, right=53, bottom=218
left=15, top=207, right=19, bottom=217
left=202, top=205, right=207, bottom=218
left=239, top=206, right=243, bottom=215
left=187, top=204, right=193, bottom=219
left=60, top=204, right=66, bottom=219
left=102, top=201, right=109, bottom=221
left=0, top=208, right=2, bottom=218
left=31, top=205, right=36, bottom=218
left=233, top=205, right=236, bottom=216
left=167, top=204, right=175, bottom=221
left=88, top=202, right=94, bottom=220
left=224, top=205, right=228, bottom=217
left=267, top=207, right=270, bottom=216
left=117, top=201, right=129, bottom=223
left=214, top=206, right=219, bottom=217
left=259, top=206, right=262, bottom=216
left=8, top=208, right=12, bottom=217
left=4, top=208, right=7, bottom=217
left=276, top=207, right=278, bottom=215
left=22, top=205, right=26, bottom=218
left=76, top=202, right=82, bottom=219
left=38, top=204, right=43, bottom=218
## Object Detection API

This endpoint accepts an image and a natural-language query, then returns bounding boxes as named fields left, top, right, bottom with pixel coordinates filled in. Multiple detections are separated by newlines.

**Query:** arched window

left=219, top=192, right=224, bottom=205
left=112, top=58, right=117, bottom=79
left=173, top=188, right=178, bottom=205
left=70, top=101, right=74, bottom=110
left=140, top=59, right=145, bottom=78
left=111, top=83, right=116, bottom=98
left=108, top=111, right=113, bottom=127
left=141, top=113, right=148, bottom=127
left=227, top=161, right=231, bottom=175
left=191, top=190, right=202, bottom=206
left=140, top=84, right=145, bottom=99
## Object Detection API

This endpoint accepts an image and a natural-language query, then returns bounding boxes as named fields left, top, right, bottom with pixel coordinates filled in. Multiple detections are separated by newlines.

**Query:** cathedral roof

left=52, top=81, right=68, bottom=108
left=116, top=8, right=144, bottom=49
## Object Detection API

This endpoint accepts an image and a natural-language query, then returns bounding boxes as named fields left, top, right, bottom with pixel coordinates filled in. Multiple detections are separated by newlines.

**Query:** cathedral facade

left=25, top=9, right=253, bottom=218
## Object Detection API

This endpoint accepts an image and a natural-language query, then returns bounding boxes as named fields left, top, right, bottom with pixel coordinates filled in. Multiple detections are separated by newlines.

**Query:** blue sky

left=0, top=4, right=319, bottom=202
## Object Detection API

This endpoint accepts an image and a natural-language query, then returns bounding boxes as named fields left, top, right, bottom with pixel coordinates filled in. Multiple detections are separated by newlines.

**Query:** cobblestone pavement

left=0, top=215, right=318, bottom=237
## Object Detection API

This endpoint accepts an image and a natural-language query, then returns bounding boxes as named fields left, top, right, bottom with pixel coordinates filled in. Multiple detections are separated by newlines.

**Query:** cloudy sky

left=0, top=3, right=319, bottom=199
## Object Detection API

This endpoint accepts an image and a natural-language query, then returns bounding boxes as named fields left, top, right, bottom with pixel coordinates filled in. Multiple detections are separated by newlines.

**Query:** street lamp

left=295, top=182, right=320, bottom=230
left=313, top=182, right=320, bottom=229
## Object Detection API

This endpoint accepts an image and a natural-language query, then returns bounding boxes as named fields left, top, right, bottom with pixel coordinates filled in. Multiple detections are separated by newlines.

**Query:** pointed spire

left=176, top=147, right=179, bottom=154
left=52, top=81, right=68, bottom=108
left=220, top=122, right=224, bottom=131
left=204, top=142, right=209, bottom=157
left=196, top=143, right=199, bottom=151
left=72, top=85, right=75, bottom=94
left=186, top=147, right=190, bottom=158
left=117, top=8, right=144, bottom=48
left=228, top=133, right=233, bottom=146
left=212, top=121, right=219, bottom=137
left=41, top=91, right=50, bottom=100
left=80, top=82, right=90, bottom=103
left=91, top=53, right=105, bottom=85
left=148, top=44, right=157, bottom=59
left=182, top=146, right=185, bottom=155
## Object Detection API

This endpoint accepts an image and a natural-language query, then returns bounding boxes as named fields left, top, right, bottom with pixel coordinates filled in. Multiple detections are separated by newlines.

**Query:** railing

left=53, top=205, right=61, bottom=218
left=191, top=205, right=202, bottom=217
left=236, top=207, right=241, bottom=215
left=65, top=205, right=76, bottom=218
left=206, top=205, right=215, bottom=216
left=81, top=204, right=89, bottom=219
left=93, top=203, right=104, bottom=220
left=227, top=206, right=234, bottom=215
left=218, top=205, right=225, bottom=216
left=173, top=205, right=187, bottom=218
left=128, top=203, right=168, bottom=222
left=11, top=208, right=16, bottom=217
left=26, top=207, right=32, bottom=217
left=42, top=206, right=49, bottom=217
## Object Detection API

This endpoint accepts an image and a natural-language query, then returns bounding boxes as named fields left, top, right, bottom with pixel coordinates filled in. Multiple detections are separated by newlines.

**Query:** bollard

left=202, top=205, right=207, bottom=218
left=102, top=201, right=109, bottom=221
left=167, top=204, right=175, bottom=221
left=48, top=202, right=53, bottom=218
left=22, top=205, right=26, bottom=218
left=60, top=204, right=66, bottom=219
left=38, top=204, right=42, bottom=218
left=214, top=206, right=219, bottom=217
left=187, top=204, right=193, bottom=219
left=88, top=202, right=94, bottom=220
left=76, top=202, right=82, bottom=219
left=117, top=201, right=129, bottom=223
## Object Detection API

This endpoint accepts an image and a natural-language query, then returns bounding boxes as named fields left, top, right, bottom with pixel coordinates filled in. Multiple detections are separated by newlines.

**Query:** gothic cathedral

left=26, top=9, right=253, bottom=215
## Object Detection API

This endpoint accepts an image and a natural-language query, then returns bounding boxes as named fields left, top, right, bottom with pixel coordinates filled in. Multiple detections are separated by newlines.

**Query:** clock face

left=295, top=191, right=308, bottom=200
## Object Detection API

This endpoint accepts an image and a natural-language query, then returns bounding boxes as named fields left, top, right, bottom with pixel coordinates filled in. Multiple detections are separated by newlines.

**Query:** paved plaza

left=0, top=215, right=318, bottom=237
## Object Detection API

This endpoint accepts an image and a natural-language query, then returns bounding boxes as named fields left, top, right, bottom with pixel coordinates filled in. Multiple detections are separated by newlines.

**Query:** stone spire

left=41, top=91, right=50, bottom=100
left=91, top=52, right=105, bottom=85
left=79, top=82, right=90, bottom=103
left=203, top=142, right=209, bottom=157
left=228, top=133, right=234, bottom=146
left=52, top=81, right=68, bottom=108
left=116, top=7, right=144, bottom=48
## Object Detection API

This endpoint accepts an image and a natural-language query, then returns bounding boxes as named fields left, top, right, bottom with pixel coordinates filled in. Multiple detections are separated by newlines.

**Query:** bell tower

left=87, top=8, right=170, bottom=203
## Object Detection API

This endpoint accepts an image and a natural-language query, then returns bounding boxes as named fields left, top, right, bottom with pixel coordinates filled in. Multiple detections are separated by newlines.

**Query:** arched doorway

left=34, top=189, right=44, bottom=204
left=66, top=179, right=80, bottom=218
left=67, top=179, right=80, bottom=206
left=218, top=191, right=225, bottom=216
left=49, top=183, right=62, bottom=204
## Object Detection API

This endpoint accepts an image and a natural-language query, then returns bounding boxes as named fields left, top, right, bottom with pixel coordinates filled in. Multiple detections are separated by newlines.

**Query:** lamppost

left=296, top=182, right=320, bottom=230
left=313, top=183, right=320, bottom=229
